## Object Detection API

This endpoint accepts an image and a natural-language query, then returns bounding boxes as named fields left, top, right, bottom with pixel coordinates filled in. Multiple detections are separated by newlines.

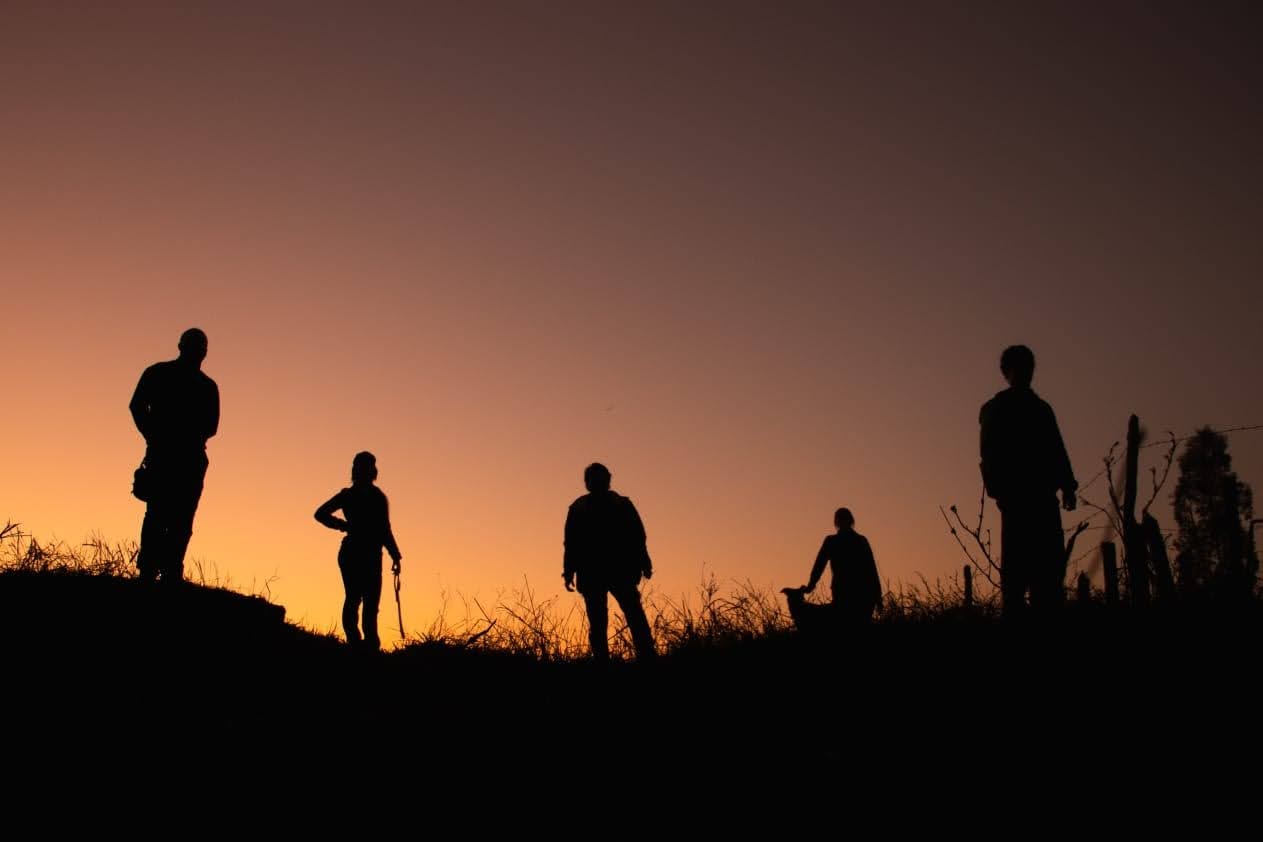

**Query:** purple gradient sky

left=3, top=2, right=1260, bottom=641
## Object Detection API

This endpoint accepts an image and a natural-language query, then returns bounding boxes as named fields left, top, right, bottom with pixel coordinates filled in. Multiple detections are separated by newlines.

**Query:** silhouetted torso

left=564, top=486, right=655, bottom=660
left=564, top=491, right=647, bottom=591
left=317, top=484, right=401, bottom=562
left=129, top=360, right=219, bottom=450
left=979, top=384, right=1076, bottom=616
left=315, top=479, right=401, bottom=651
left=979, top=386, right=1074, bottom=504
left=812, top=530, right=881, bottom=614
left=129, top=357, right=218, bottom=585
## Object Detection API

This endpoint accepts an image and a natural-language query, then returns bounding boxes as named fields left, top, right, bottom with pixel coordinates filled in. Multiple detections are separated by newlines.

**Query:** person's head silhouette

left=584, top=462, right=611, bottom=493
left=1000, top=344, right=1035, bottom=388
left=834, top=507, right=855, bottom=531
left=351, top=451, right=378, bottom=485
left=178, top=328, right=208, bottom=367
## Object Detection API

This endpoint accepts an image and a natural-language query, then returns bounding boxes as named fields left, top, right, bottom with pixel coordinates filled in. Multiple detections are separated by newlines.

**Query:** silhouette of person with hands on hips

left=315, top=452, right=403, bottom=651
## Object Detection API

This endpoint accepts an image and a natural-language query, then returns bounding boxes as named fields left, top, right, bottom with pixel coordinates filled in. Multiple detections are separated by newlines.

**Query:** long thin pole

left=394, top=570, right=405, bottom=643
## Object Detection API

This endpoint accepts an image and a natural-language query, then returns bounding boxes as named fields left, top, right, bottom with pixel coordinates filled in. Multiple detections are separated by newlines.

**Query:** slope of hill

left=2, top=569, right=1258, bottom=806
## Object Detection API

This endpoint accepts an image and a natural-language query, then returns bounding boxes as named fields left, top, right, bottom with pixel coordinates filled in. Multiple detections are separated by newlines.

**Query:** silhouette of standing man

left=980, top=345, right=1077, bottom=617
left=801, top=507, right=882, bottom=623
left=130, top=328, right=219, bottom=586
left=564, top=463, right=655, bottom=661
left=315, top=452, right=403, bottom=651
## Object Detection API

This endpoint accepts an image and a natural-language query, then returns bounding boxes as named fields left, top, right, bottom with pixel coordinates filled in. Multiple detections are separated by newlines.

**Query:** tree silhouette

left=1172, top=428, right=1258, bottom=596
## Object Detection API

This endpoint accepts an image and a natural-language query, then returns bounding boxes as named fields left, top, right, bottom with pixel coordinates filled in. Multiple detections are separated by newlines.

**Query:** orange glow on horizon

left=3, top=4, right=1261, bottom=646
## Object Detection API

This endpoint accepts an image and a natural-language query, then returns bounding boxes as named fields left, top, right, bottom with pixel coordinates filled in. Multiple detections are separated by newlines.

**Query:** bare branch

left=941, top=505, right=981, bottom=570
left=1079, top=493, right=1123, bottom=538
left=464, top=619, right=498, bottom=646
left=1063, top=520, right=1090, bottom=565
left=1141, top=431, right=1178, bottom=516
left=941, top=491, right=1001, bottom=591
left=1103, top=443, right=1125, bottom=526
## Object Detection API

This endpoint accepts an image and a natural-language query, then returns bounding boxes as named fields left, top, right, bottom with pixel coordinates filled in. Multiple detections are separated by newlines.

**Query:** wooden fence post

left=1102, top=541, right=1119, bottom=606
left=1123, top=414, right=1150, bottom=606
left=1144, top=513, right=1175, bottom=601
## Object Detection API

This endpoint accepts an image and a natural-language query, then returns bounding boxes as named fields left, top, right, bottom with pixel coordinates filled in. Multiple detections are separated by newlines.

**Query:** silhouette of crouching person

left=800, top=508, right=882, bottom=624
left=315, top=452, right=403, bottom=651
left=564, top=463, right=656, bottom=661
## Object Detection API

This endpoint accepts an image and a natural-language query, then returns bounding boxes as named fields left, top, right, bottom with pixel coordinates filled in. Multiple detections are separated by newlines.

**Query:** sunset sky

left=4, top=2, right=1261, bottom=643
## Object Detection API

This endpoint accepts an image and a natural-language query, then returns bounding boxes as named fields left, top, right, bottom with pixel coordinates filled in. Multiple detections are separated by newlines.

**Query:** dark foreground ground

left=1, top=571, right=1258, bottom=820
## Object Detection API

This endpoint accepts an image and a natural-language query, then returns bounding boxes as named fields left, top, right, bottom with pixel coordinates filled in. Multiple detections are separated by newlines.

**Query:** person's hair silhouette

left=129, top=327, right=219, bottom=585
left=980, top=344, right=1078, bottom=617
left=798, top=507, right=882, bottom=623
left=1000, top=344, right=1036, bottom=388
left=584, top=463, right=611, bottom=492
left=315, top=451, right=403, bottom=651
left=563, top=462, right=656, bottom=661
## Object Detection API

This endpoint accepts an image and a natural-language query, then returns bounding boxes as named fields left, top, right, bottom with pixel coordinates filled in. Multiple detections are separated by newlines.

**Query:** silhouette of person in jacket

left=315, top=452, right=403, bottom=650
left=979, top=345, right=1077, bottom=617
left=801, top=507, right=882, bottom=623
left=564, top=463, right=655, bottom=661
left=129, top=328, right=219, bottom=585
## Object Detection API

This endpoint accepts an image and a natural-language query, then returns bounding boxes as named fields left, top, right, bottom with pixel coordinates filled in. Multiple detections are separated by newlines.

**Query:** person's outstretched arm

left=383, top=498, right=402, bottom=573
left=314, top=491, right=349, bottom=532
left=979, top=402, right=1001, bottom=500
left=129, top=369, right=154, bottom=442
left=204, top=380, right=220, bottom=442
left=804, top=539, right=830, bottom=592
left=563, top=505, right=578, bottom=591
left=1047, top=404, right=1077, bottom=510
left=862, top=537, right=882, bottom=613
left=627, top=500, right=652, bottom=579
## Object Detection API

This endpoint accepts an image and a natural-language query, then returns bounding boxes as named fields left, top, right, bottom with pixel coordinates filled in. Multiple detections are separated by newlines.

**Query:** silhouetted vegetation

left=417, top=573, right=792, bottom=660
left=4, top=516, right=1260, bottom=786
left=1174, top=428, right=1259, bottom=597
left=946, top=417, right=1262, bottom=610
